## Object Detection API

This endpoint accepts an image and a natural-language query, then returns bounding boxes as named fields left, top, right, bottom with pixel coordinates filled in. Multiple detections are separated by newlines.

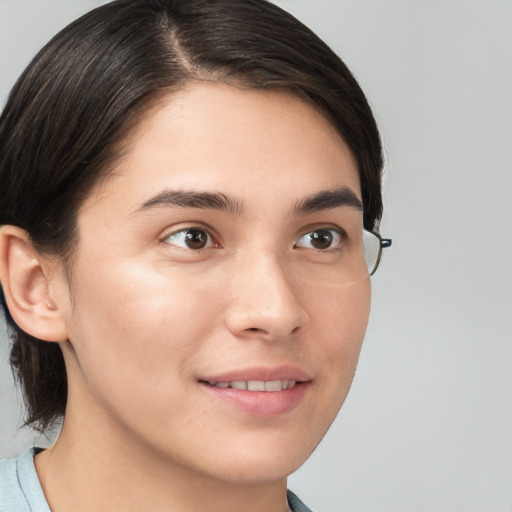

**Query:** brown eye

left=164, top=228, right=213, bottom=249
left=295, top=229, right=342, bottom=250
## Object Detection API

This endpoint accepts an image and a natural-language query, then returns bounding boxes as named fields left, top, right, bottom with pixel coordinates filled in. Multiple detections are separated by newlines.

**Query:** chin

left=192, top=423, right=328, bottom=486
left=211, top=454, right=306, bottom=486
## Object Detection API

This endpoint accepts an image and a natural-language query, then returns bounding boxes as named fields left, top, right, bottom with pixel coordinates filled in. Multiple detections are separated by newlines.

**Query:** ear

left=0, top=225, right=69, bottom=342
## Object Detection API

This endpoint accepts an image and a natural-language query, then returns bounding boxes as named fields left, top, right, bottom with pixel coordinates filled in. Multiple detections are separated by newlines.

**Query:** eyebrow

left=133, top=186, right=362, bottom=217
left=134, top=189, right=245, bottom=217
left=292, top=187, right=363, bottom=215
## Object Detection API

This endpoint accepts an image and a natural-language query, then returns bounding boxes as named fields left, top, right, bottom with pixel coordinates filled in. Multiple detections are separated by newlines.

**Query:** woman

left=0, top=0, right=390, bottom=510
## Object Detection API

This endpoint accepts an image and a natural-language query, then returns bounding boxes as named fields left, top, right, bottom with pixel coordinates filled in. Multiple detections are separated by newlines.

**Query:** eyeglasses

left=364, top=229, right=392, bottom=276
left=291, top=227, right=391, bottom=285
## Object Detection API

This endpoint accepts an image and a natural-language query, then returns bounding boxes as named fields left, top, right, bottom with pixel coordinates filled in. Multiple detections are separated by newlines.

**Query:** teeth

left=265, top=380, right=282, bottom=392
left=211, top=380, right=297, bottom=391
left=248, top=380, right=266, bottom=391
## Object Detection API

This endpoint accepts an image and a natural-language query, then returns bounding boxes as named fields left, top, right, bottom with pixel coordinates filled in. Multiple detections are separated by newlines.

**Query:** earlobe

left=0, top=225, right=69, bottom=342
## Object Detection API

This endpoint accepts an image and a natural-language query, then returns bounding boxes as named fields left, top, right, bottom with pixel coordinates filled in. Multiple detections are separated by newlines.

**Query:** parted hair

left=0, top=0, right=383, bottom=432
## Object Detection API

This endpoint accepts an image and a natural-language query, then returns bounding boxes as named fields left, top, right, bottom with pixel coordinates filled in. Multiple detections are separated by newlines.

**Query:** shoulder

left=0, top=447, right=50, bottom=512
left=288, top=489, right=315, bottom=512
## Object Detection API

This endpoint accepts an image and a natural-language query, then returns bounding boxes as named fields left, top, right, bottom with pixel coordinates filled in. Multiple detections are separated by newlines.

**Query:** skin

left=12, top=83, right=371, bottom=511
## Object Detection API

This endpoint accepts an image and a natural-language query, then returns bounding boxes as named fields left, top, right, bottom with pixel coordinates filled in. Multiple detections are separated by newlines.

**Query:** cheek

left=313, top=278, right=370, bottom=349
left=72, top=252, right=222, bottom=334
left=308, top=280, right=371, bottom=398
left=64, top=257, right=224, bottom=408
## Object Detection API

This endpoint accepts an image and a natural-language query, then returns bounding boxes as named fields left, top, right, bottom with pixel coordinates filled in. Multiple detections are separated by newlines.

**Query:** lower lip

left=200, top=382, right=309, bottom=418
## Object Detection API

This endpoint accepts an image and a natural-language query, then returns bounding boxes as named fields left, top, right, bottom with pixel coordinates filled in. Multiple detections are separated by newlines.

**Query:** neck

left=35, top=415, right=290, bottom=512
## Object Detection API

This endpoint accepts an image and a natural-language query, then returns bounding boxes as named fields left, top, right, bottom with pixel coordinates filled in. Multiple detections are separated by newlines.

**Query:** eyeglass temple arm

left=369, top=228, right=392, bottom=249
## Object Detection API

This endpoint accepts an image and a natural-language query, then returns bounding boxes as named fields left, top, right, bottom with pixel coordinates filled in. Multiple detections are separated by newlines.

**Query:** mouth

left=200, top=379, right=297, bottom=391
left=197, top=368, right=311, bottom=417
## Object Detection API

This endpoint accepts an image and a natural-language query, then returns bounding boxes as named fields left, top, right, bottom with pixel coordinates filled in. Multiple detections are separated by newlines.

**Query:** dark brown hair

left=0, top=0, right=383, bottom=432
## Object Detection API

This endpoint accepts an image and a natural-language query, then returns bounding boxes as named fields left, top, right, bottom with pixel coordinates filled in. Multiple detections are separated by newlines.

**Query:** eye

left=294, top=228, right=343, bottom=251
left=163, top=228, right=216, bottom=250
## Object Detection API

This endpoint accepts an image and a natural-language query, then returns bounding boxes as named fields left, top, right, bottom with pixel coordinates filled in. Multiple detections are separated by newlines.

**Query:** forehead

left=83, top=82, right=361, bottom=216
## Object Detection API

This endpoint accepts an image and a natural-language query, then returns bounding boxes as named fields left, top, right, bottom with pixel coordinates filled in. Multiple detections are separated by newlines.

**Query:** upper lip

left=198, top=365, right=312, bottom=384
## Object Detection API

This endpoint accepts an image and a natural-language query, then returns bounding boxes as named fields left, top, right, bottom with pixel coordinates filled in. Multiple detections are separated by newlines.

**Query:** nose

left=224, top=251, right=310, bottom=341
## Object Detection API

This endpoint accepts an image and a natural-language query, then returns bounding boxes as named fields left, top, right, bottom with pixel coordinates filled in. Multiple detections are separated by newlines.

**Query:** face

left=55, top=83, right=371, bottom=485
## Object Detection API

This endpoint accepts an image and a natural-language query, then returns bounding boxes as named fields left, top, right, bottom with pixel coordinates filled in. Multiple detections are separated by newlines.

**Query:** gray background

left=1, top=1, right=511, bottom=511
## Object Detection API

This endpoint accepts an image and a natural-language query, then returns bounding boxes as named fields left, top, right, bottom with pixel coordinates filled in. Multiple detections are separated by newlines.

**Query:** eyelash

left=293, top=228, right=346, bottom=252
left=163, top=227, right=219, bottom=250
left=162, top=226, right=346, bottom=252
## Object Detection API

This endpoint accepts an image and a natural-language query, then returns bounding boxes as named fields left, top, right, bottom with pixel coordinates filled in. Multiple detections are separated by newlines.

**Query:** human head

left=0, top=0, right=382, bottom=432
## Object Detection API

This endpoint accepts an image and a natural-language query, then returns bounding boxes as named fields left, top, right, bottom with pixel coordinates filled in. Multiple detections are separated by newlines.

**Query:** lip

left=198, top=365, right=312, bottom=418
left=199, top=365, right=312, bottom=384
